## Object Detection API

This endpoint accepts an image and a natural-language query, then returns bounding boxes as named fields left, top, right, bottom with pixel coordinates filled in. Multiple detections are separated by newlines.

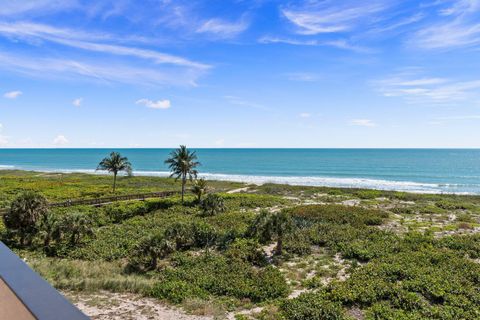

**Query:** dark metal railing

left=0, top=242, right=90, bottom=319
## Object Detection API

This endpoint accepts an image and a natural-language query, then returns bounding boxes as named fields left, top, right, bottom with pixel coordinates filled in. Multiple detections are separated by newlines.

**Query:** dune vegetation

left=1, top=150, right=480, bottom=319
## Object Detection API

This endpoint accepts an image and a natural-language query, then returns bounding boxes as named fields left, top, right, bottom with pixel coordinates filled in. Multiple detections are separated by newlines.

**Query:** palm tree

left=61, top=212, right=94, bottom=246
left=270, top=211, right=295, bottom=255
left=4, top=191, right=49, bottom=246
left=136, top=234, right=175, bottom=269
left=38, top=212, right=62, bottom=254
left=97, top=152, right=132, bottom=193
left=164, top=145, right=200, bottom=204
left=191, top=178, right=208, bottom=203
left=200, top=194, right=226, bottom=216
left=249, top=210, right=294, bottom=256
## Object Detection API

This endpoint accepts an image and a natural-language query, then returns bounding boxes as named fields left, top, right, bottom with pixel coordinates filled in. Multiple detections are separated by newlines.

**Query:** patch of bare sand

left=64, top=291, right=213, bottom=320
left=226, top=187, right=250, bottom=194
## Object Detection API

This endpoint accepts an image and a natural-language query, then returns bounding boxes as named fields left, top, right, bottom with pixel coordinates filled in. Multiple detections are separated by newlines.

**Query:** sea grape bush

left=150, top=253, right=289, bottom=303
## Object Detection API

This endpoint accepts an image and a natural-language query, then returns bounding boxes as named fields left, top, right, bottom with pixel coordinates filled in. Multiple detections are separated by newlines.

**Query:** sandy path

left=64, top=291, right=213, bottom=320
left=226, top=187, right=250, bottom=194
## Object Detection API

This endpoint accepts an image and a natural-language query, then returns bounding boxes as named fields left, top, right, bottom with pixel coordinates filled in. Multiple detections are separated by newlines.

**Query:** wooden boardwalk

left=0, top=191, right=179, bottom=215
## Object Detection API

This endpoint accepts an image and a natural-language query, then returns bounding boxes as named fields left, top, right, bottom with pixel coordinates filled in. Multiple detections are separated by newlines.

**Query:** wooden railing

left=0, top=191, right=180, bottom=215
left=49, top=191, right=179, bottom=207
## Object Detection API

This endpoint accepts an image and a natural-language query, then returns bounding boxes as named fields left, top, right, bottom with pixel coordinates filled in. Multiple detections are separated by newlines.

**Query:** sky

left=0, top=0, right=480, bottom=148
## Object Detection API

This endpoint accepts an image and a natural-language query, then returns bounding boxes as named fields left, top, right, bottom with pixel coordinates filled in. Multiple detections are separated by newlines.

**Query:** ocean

left=0, top=148, right=479, bottom=194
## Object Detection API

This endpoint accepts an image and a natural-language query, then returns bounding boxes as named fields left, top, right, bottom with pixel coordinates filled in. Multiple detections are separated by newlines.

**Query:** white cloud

left=53, top=134, right=68, bottom=146
left=374, top=71, right=480, bottom=104
left=3, top=90, right=22, bottom=99
left=196, top=17, right=249, bottom=38
left=136, top=98, right=171, bottom=109
left=0, top=22, right=210, bottom=70
left=350, top=119, right=376, bottom=127
left=413, top=0, right=480, bottom=49
left=0, top=52, right=204, bottom=87
left=0, top=0, right=78, bottom=16
left=281, top=1, right=392, bottom=35
left=437, top=115, right=480, bottom=120
left=72, top=98, right=82, bottom=107
left=258, top=36, right=372, bottom=53
left=299, top=112, right=311, bottom=118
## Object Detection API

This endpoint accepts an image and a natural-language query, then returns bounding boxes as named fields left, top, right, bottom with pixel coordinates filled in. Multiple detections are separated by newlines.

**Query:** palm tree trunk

left=276, top=236, right=283, bottom=256
left=113, top=172, right=117, bottom=193
left=181, top=175, right=186, bottom=204
left=151, top=255, right=158, bottom=270
left=44, top=236, right=51, bottom=249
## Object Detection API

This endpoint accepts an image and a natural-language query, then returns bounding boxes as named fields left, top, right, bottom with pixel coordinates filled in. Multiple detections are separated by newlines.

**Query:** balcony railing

left=0, top=242, right=89, bottom=320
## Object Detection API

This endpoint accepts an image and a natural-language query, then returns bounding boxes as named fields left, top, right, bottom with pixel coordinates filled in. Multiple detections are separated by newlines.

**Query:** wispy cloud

left=413, top=0, right=480, bottom=49
left=3, top=90, right=22, bottom=99
left=0, top=52, right=205, bottom=87
left=258, top=36, right=372, bottom=53
left=0, top=0, right=78, bottom=16
left=350, top=119, right=377, bottom=127
left=437, top=115, right=480, bottom=120
left=136, top=98, right=171, bottom=109
left=374, top=70, right=480, bottom=104
left=196, top=17, right=249, bottom=39
left=429, top=114, right=480, bottom=125
left=281, top=1, right=393, bottom=35
left=72, top=98, right=82, bottom=107
left=0, top=22, right=210, bottom=69
left=224, top=95, right=268, bottom=110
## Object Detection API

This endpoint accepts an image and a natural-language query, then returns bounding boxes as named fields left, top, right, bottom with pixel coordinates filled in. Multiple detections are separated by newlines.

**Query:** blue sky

left=0, top=0, right=480, bottom=148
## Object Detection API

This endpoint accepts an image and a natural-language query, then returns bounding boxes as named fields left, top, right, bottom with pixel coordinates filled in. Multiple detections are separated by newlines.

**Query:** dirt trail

left=64, top=291, right=213, bottom=320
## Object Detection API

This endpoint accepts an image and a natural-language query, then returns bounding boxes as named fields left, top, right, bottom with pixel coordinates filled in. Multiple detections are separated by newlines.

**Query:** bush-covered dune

left=1, top=170, right=479, bottom=319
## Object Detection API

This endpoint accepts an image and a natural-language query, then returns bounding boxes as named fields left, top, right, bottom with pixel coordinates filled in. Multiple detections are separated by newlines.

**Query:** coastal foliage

left=1, top=170, right=479, bottom=319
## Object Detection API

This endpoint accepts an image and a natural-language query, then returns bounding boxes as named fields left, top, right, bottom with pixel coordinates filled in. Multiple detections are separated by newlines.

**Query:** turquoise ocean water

left=0, top=149, right=479, bottom=194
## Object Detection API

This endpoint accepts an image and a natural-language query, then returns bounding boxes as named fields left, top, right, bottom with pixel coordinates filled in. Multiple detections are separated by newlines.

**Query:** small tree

left=4, top=191, right=49, bottom=246
left=248, top=210, right=294, bottom=256
left=135, top=234, right=175, bottom=270
left=97, top=152, right=132, bottom=193
left=191, top=178, right=208, bottom=203
left=201, top=194, right=226, bottom=216
left=164, top=222, right=195, bottom=250
left=61, top=212, right=94, bottom=246
left=38, top=212, right=62, bottom=255
left=164, top=145, right=200, bottom=204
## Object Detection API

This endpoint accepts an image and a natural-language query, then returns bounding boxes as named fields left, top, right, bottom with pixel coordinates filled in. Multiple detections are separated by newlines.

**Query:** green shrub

left=284, top=232, right=312, bottom=256
left=149, top=279, right=208, bottom=304
left=152, top=254, right=288, bottom=303
left=225, top=238, right=267, bottom=266
left=281, top=291, right=346, bottom=320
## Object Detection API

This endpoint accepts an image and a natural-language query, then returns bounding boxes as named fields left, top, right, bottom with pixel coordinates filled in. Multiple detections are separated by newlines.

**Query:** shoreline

left=1, top=167, right=477, bottom=196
